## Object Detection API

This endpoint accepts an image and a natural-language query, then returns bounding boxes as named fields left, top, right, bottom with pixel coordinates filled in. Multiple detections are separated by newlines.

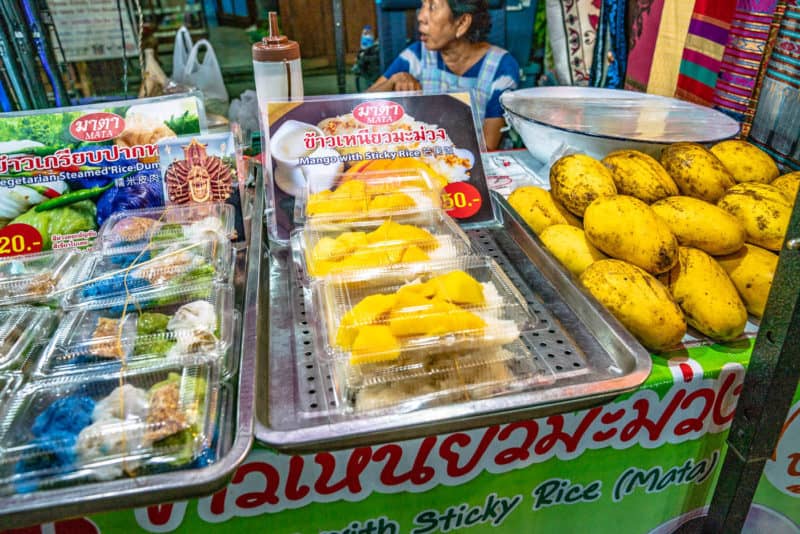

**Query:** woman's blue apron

left=418, top=44, right=506, bottom=124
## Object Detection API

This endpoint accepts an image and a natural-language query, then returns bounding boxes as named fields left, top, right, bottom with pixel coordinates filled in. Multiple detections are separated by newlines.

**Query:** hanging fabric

left=590, top=0, right=627, bottom=88
left=624, top=0, right=666, bottom=92
left=713, top=0, right=781, bottom=124
left=545, top=0, right=602, bottom=85
left=674, top=0, right=737, bottom=106
left=748, top=3, right=799, bottom=171
left=644, top=0, right=695, bottom=96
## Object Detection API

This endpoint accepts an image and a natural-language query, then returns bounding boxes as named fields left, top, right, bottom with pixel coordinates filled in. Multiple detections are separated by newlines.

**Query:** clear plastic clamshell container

left=311, top=256, right=539, bottom=366
left=330, top=337, right=554, bottom=413
left=291, top=210, right=474, bottom=285
left=0, top=251, right=79, bottom=306
left=0, top=362, right=218, bottom=495
left=295, top=169, right=444, bottom=226
left=0, top=307, right=57, bottom=373
left=96, top=202, right=236, bottom=252
left=0, top=374, right=23, bottom=417
left=33, top=284, right=235, bottom=378
left=59, top=238, right=234, bottom=311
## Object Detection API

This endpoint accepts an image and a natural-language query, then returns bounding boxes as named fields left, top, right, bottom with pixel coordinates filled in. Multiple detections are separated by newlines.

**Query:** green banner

left=6, top=342, right=800, bottom=534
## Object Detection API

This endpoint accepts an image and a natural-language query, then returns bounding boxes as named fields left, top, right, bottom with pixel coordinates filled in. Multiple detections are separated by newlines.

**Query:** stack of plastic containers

left=291, top=170, right=554, bottom=414
left=0, top=202, right=237, bottom=496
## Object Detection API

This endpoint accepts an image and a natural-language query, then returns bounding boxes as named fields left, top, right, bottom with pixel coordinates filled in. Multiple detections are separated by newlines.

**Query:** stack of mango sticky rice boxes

left=291, top=168, right=553, bottom=413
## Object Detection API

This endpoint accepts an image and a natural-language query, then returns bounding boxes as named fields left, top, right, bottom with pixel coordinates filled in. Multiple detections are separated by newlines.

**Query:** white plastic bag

left=182, top=39, right=229, bottom=104
left=171, top=26, right=194, bottom=83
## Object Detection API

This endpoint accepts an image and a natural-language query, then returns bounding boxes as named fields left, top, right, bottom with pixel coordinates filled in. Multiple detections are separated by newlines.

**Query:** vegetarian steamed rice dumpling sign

left=0, top=95, right=242, bottom=256
left=264, top=93, right=495, bottom=241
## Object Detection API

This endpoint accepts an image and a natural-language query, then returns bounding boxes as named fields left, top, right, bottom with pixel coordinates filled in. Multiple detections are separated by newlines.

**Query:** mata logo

left=765, top=398, right=800, bottom=497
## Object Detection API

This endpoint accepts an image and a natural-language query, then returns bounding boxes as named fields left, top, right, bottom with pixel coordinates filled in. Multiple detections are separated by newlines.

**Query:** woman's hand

left=388, top=72, right=421, bottom=91
left=367, top=73, right=421, bottom=93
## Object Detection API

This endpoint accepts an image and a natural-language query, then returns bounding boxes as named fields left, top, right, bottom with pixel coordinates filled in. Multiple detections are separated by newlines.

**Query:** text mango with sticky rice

left=306, top=220, right=448, bottom=277
left=332, top=270, right=516, bottom=365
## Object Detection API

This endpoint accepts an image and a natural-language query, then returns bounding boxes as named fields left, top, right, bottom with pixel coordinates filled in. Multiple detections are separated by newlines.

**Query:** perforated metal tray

left=255, top=193, right=652, bottom=452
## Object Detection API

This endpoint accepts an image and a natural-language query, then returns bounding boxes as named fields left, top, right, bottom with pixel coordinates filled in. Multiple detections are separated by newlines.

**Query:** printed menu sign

left=0, top=95, right=206, bottom=255
left=264, top=93, right=495, bottom=242
left=47, top=0, right=138, bottom=62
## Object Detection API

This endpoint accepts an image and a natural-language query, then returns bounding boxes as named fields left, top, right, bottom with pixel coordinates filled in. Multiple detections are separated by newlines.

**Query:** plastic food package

left=0, top=363, right=217, bottom=495
left=294, top=169, right=444, bottom=227
left=332, top=338, right=554, bottom=413
left=59, top=237, right=234, bottom=311
left=311, top=256, right=538, bottom=366
left=0, top=307, right=56, bottom=373
left=96, top=203, right=236, bottom=252
left=0, top=251, right=79, bottom=306
left=33, top=284, right=235, bottom=377
left=291, top=211, right=474, bottom=285
left=0, top=374, right=23, bottom=417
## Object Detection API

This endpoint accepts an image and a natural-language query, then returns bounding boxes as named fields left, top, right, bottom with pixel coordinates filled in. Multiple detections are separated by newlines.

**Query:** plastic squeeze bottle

left=252, top=12, right=303, bottom=119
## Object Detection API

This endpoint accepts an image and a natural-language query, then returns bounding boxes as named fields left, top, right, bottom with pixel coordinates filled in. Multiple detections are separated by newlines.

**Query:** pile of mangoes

left=509, top=140, right=798, bottom=352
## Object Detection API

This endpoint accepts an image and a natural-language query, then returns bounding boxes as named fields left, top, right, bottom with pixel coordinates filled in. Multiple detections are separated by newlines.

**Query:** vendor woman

left=368, top=0, right=520, bottom=150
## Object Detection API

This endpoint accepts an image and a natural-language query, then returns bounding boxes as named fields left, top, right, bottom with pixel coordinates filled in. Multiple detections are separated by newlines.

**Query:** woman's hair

left=447, top=0, right=491, bottom=43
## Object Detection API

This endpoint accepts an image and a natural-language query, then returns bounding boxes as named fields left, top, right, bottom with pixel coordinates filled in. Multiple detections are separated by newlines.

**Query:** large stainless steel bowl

left=501, top=87, right=741, bottom=163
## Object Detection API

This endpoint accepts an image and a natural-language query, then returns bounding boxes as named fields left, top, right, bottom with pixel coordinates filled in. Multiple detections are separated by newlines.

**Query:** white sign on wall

left=47, top=0, right=138, bottom=61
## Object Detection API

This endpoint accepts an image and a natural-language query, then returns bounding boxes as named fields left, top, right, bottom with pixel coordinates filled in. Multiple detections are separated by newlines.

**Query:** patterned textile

left=713, top=0, right=780, bottom=123
left=674, top=0, right=737, bottom=106
left=545, top=0, right=602, bottom=85
left=624, top=0, right=666, bottom=91
left=749, top=3, right=799, bottom=171
left=590, top=0, right=628, bottom=88
left=647, top=1, right=696, bottom=95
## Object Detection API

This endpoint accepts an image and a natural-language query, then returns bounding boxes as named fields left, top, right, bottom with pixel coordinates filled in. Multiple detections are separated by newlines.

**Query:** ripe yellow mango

left=650, top=196, right=745, bottom=255
left=580, top=259, right=686, bottom=352
left=539, top=224, right=606, bottom=276
left=771, top=171, right=800, bottom=203
left=660, top=143, right=735, bottom=202
left=716, top=243, right=778, bottom=318
left=710, top=140, right=779, bottom=183
left=717, top=182, right=792, bottom=250
left=550, top=154, right=618, bottom=217
left=602, top=150, right=679, bottom=203
left=583, top=195, right=678, bottom=274
left=508, top=185, right=580, bottom=234
left=660, top=247, right=747, bottom=342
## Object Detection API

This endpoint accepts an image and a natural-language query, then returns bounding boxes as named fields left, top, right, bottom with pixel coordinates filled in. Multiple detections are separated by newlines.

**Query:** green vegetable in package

left=11, top=200, right=96, bottom=249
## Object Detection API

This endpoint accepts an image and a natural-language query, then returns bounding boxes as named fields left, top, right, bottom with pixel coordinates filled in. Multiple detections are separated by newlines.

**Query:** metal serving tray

left=255, top=193, right=652, bottom=452
left=0, top=170, right=263, bottom=529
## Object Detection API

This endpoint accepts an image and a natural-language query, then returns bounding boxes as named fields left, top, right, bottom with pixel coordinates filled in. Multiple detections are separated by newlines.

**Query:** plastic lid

left=253, top=12, right=301, bottom=62
left=500, top=87, right=741, bottom=143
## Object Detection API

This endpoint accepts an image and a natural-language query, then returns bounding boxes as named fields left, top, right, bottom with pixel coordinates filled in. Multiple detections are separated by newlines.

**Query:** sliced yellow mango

left=337, top=249, right=393, bottom=270
left=368, top=192, right=416, bottom=212
left=331, top=179, right=367, bottom=199
left=330, top=231, right=368, bottom=258
left=426, top=270, right=485, bottom=306
left=423, top=299, right=486, bottom=335
left=388, top=302, right=438, bottom=337
left=401, top=244, right=430, bottom=262
left=311, top=236, right=338, bottom=262
left=336, top=293, right=397, bottom=348
left=350, top=325, right=401, bottom=364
